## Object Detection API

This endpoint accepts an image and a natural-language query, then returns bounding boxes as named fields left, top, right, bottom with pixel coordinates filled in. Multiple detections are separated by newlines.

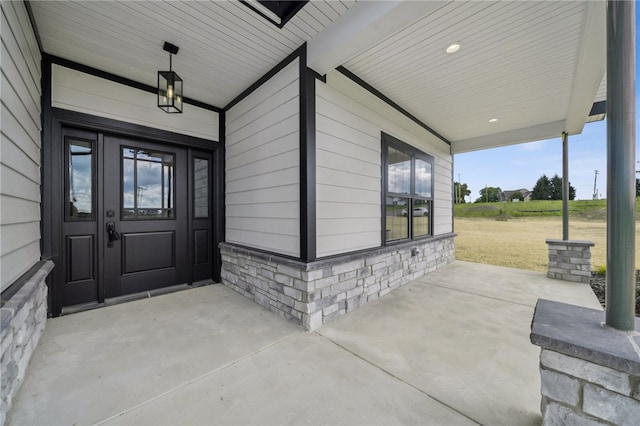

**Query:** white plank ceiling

left=28, top=0, right=605, bottom=152
left=29, top=0, right=357, bottom=108
left=343, top=0, right=606, bottom=151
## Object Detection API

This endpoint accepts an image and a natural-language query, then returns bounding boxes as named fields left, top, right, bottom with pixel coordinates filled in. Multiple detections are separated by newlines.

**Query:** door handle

left=106, top=222, right=121, bottom=248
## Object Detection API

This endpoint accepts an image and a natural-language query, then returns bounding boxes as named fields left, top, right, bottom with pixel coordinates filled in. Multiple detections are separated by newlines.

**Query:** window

left=383, top=133, right=433, bottom=242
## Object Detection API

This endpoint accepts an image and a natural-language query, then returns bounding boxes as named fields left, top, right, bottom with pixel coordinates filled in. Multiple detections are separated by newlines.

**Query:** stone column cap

left=545, top=239, right=595, bottom=247
left=531, top=299, right=640, bottom=376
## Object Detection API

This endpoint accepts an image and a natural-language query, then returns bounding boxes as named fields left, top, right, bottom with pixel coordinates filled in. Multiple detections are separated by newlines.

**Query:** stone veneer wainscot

left=220, top=234, right=455, bottom=331
left=0, top=261, right=54, bottom=426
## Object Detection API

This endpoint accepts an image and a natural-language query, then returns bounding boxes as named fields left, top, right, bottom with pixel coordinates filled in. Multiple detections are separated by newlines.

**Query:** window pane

left=385, top=196, right=408, bottom=241
left=68, top=140, right=93, bottom=220
left=123, top=158, right=135, bottom=209
left=194, top=158, right=209, bottom=218
left=415, top=159, right=432, bottom=198
left=412, top=199, right=430, bottom=237
left=387, top=147, right=410, bottom=194
left=122, top=148, right=175, bottom=220
left=137, top=160, right=162, bottom=208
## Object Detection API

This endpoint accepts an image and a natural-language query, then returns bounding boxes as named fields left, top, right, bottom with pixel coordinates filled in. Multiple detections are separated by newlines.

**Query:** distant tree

left=454, top=182, right=471, bottom=204
left=549, top=175, right=563, bottom=200
left=475, top=186, right=502, bottom=203
left=532, top=174, right=575, bottom=200
left=549, top=174, right=576, bottom=200
left=569, top=183, right=577, bottom=200
left=532, top=175, right=551, bottom=200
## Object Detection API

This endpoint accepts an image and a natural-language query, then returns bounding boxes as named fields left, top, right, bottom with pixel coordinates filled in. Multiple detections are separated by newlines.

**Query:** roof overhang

left=27, top=1, right=606, bottom=153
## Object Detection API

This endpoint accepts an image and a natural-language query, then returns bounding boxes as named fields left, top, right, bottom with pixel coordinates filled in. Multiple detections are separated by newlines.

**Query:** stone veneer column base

left=1, top=261, right=54, bottom=426
left=531, top=299, right=640, bottom=425
left=546, top=239, right=594, bottom=284
left=220, top=234, right=455, bottom=331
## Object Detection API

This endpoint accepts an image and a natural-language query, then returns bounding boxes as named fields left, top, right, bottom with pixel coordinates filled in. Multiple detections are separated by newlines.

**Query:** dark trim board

left=336, top=66, right=451, bottom=146
left=41, top=53, right=55, bottom=313
left=299, top=45, right=317, bottom=262
left=46, top=54, right=222, bottom=113
left=24, top=1, right=44, bottom=53
left=213, top=110, right=226, bottom=283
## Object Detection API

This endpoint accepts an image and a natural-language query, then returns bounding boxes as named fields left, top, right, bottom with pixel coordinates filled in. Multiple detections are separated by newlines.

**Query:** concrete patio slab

left=101, top=332, right=475, bottom=426
left=319, top=261, right=603, bottom=426
left=6, top=285, right=299, bottom=426
left=6, top=261, right=603, bottom=425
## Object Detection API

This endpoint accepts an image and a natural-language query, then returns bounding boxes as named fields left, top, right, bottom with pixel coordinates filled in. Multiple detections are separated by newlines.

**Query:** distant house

left=500, top=189, right=532, bottom=202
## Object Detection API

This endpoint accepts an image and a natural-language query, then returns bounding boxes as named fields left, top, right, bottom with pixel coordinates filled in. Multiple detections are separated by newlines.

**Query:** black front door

left=60, top=127, right=200, bottom=308
left=103, top=135, right=188, bottom=298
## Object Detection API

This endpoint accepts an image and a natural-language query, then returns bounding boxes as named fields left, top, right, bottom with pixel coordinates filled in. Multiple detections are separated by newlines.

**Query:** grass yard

left=454, top=216, right=640, bottom=273
left=455, top=199, right=617, bottom=219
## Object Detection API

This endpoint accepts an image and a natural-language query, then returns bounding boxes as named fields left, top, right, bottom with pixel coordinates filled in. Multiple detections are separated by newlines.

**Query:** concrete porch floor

left=7, top=261, right=602, bottom=426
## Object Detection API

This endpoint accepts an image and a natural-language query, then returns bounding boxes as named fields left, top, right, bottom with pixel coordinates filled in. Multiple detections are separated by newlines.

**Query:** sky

left=454, top=6, right=639, bottom=202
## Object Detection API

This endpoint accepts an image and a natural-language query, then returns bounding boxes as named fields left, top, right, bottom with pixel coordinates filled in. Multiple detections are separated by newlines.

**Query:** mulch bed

left=589, top=271, right=640, bottom=316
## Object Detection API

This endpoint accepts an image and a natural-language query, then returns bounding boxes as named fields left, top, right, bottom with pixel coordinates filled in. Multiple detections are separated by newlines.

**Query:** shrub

left=594, top=265, right=606, bottom=276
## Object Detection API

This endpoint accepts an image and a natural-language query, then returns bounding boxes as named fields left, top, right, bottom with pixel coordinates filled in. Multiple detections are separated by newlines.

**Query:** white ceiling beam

left=307, top=0, right=448, bottom=75
left=564, top=1, right=606, bottom=134
left=451, top=121, right=566, bottom=154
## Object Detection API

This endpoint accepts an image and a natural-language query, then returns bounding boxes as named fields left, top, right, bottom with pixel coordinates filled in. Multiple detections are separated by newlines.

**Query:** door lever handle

left=106, top=222, right=121, bottom=248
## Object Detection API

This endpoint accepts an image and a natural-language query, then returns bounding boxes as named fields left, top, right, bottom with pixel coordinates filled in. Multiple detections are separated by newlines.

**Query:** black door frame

left=42, top=107, right=223, bottom=316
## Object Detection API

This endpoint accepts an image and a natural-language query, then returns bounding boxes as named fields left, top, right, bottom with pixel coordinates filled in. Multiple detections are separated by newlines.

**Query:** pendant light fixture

left=158, top=42, right=183, bottom=113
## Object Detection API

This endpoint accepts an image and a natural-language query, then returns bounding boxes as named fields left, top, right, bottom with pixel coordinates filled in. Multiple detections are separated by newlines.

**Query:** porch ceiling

left=29, top=0, right=605, bottom=153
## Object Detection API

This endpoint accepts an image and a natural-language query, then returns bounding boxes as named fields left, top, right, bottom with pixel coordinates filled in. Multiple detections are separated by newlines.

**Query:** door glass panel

left=385, top=196, right=408, bottom=241
left=193, top=158, right=209, bottom=218
left=121, top=147, right=175, bottom=220
left=67, top=139, right=93, bottom=220
left=123, top=158, right=135, bottom=208
left=387, top=146, right=410, bottom=194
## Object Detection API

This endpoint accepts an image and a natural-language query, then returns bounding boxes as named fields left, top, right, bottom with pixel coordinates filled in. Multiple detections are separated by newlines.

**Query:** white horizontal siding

left=52, top=65, right=219, bottom=141
left=225, top=59, right=300, bottom=257
left=0, top=1, right=42, bottom=291
left=316, top=71, right=453, bottom=258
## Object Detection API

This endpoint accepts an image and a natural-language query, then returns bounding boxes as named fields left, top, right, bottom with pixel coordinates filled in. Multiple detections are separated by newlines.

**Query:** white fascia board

left=451, top=121, right=566, bottom=154
left=564, top=0, right=606, bottom=134
left=308, top=0, right=448, bottom=75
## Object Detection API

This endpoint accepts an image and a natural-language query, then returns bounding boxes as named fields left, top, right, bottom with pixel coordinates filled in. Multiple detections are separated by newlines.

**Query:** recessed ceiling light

left=488, top=118, right=498, bottom=123
left=446, top=43, right=461, bottom=54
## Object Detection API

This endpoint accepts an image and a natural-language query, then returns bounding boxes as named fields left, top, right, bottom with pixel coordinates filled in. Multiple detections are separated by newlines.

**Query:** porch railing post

left=605, top=0, right=636, bottom=331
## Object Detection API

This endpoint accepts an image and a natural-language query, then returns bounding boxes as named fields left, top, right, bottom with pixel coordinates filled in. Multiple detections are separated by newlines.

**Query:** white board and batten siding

left=315, top=71, right=453, bottom=258
left=225, top=59, right=300, bottom=257
left=1, top=1, right=42, bottom=291
left=51, top=65, right=219, bottom=141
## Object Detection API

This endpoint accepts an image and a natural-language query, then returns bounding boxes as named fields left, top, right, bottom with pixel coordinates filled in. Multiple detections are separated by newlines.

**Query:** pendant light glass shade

left=158, top=69, right=183, bottom=113
left=158, top=42, right=183, bottom=113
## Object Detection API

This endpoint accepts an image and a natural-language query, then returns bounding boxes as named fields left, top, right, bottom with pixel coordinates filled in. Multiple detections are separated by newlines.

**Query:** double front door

left=61, top=126, right=213, bottom=308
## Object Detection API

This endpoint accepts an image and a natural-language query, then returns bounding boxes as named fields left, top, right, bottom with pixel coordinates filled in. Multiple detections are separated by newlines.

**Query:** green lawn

left=454, top=198, right=640, bottom=220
